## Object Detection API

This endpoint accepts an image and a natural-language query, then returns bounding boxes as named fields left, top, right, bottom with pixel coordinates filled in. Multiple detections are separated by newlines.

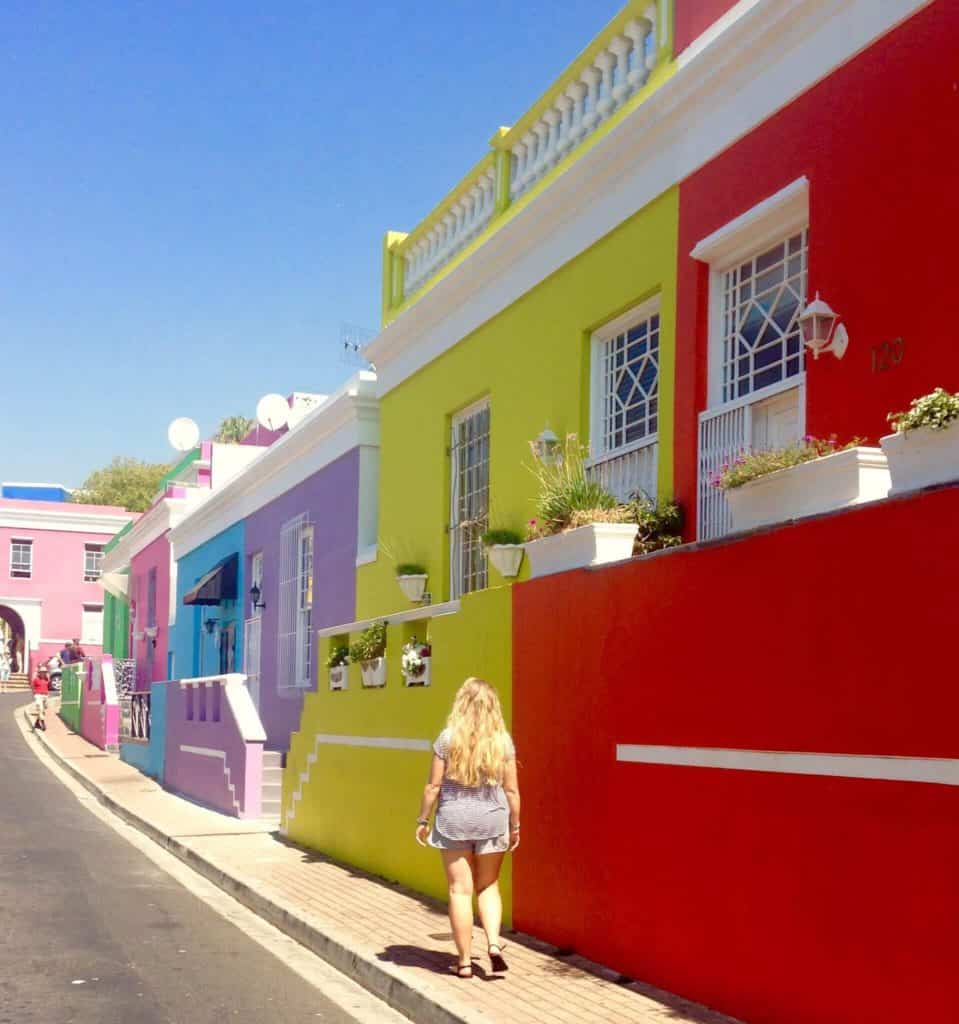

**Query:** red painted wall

left=513, top=485, right=959, bottom=1024
left=674, top=0, right=740, bottom=53
left=674, top=1, right=959, bottom=537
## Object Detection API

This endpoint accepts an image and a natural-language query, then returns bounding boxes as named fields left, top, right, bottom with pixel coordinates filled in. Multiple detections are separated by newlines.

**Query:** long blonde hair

left=444, top=678, right=511, bottom=787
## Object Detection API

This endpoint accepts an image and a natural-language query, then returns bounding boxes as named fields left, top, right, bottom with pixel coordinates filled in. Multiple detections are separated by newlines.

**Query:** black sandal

left=488, top=942, right=509, bottom=972
left=455, top=962, right=473, bottom=979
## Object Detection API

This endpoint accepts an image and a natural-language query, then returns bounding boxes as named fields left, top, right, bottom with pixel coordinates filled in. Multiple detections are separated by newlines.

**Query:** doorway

left=0, top=606, right=26, bottom=674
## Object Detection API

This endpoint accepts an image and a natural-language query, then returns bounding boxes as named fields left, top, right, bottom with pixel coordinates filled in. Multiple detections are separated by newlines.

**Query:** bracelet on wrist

left=417, top=818, right=430, bottom=827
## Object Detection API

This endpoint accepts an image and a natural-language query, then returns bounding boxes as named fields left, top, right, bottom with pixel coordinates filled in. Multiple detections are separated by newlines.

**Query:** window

left=81, top=604, right=104, bottom=645
left=720, top=229, right=808, bottom=402
left=588, top=300, right=660, bottom=501
left=10, top=539, right=33, bottom=579
left=277, top=515, right=313, bottom=689
left=146, top=568, right=157, bottom=628
left=83, top=543, right=104, bottom=582
left=450, top=400, right=490, bottom=599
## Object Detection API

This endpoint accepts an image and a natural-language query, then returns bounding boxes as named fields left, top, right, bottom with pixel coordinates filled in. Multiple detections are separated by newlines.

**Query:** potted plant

left=395, top=563, right=428, bottom=602
left=482, top=528, right=525, bottom=578
left=327, top=644, right=349, bottom=691
left=349, top=622, right=387, bottom=688
left=523, top=434, right=638, bottom=579
left=715, top=436, right=889, bottom=533
left=881, top=388, right=959, bottom=494
left=401, top=636, right=432, bottom=687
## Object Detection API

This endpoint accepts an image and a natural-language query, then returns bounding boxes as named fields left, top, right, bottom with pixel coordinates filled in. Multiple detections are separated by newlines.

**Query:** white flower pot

left=360, top=657, right=387, bottom=688
left=880, top=419, right=959, bottom=495
left=328, top=665, right=348, bottom=691
left=403, top=656, right=431, bottom=688
left=524, top=523, right=638, bottom=579
left=487, top=544, right=524, bottom=578
left=396, top=574, right=428, bottom=602
left=725, top=446, right=890, bottom=533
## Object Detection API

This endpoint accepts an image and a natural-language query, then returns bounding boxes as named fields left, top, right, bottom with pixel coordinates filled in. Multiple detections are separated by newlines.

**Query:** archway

left=0, top=606, right=26, bottom=674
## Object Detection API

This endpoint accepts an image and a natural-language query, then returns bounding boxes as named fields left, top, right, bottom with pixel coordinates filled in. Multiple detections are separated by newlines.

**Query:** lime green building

left=283, top=0, right=680, bottom=913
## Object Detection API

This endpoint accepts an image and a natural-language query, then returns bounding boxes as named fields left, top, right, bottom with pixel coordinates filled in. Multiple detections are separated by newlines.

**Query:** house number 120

left=871, top=336, right=905, bottom=373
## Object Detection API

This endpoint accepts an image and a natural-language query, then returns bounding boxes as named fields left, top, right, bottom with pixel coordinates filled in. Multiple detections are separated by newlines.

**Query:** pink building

left=0, top=493, right=132, bottom=676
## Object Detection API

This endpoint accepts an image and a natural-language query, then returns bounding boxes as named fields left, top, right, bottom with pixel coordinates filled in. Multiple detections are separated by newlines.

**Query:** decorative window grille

left=10, top=539, right=32, bottom=579
left=81, top=604, right=104, bottom=645
left=450, top=401, right=490, bottom=600
left=721, top=230, right=807, bottom=402
left=588, top=302, right=660, bottom=501
left=277, top=514, right=314, bottom=689
left=83, top=543, right=104, bottom=582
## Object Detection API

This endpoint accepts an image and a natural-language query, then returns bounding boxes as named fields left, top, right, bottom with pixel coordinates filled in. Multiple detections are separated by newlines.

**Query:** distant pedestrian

left=59, top=641, right=75, bottom=664
left=31, top=666, right=50, bottom=730
left=72, top=638, right=86, bottom=662
left=0, top=649, right=9, bottom=691
left=415, top=677, right=521, bottom=979
left=46, top=653, right=63, bottom=692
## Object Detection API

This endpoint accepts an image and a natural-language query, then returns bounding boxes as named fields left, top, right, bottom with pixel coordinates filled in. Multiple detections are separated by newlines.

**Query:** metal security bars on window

left=277, top=514, right=313, bottom=690
left=722, top=230, right=808, bottom=402
left=603, top=313, right=659, bottom=452
left=10, top=539, right=32, bottom=579
left=449, top=402, right=490, bottom=600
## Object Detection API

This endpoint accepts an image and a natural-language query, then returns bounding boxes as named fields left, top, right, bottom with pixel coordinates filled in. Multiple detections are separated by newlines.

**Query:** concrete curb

left=25, top=709, right=484, bottom=1024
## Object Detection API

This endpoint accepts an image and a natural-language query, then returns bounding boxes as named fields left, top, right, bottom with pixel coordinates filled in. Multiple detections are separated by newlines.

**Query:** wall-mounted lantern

left=249, top=583, right=265, bottom=612
left=799, top=292, right=849, bottom=360
left=531, top=424, right=562, bottom=464
left=203, top=617, right=219, bottom=636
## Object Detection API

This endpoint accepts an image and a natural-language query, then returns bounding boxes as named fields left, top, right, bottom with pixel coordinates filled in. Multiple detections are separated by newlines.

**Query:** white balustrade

left=697, top=402, right=750, bottom=542
left=586, top=440, right=658, bottom=504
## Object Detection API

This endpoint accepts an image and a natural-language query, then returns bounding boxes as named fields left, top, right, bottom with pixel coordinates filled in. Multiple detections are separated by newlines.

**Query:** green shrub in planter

left=348, top=622, right=387, bottom=663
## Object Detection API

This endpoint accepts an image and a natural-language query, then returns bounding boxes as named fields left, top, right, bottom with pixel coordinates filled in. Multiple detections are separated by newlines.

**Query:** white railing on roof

left=586, top=439, right=658, bottom=503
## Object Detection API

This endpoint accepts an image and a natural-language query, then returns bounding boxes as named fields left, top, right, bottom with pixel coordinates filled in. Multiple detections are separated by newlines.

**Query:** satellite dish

left=167, top=417, right=200, bottom=452
left=256, top=393, right=290, bottom=432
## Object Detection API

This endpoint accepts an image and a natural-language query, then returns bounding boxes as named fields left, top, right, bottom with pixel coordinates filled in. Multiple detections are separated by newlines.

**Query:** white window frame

left=81, top=603, right=104, bottom=646
left=10, top=538, right=33, bottom=579
left=692, top=176, right=810, bottom=411
left=277, top=515, right=313, bottom=690
left=449, top=398, right=490, bottom=601
left=83, top=543, right=104, bottom=582
left=296, top=525, right=314, bottom=688
left=586, top=297, right=661, bottom=501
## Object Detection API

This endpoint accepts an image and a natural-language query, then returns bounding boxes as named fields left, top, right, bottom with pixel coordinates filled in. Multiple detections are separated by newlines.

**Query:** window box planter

left=524, top=523, right=639, bottom=579
left=328, top=664, right=348, bottom=691
left=359, top=657, right=387, bottom=688
left=403, top=656, right=431, bottom=688
left=396, top=574, right=428, bottom=602
left=487, top=544, right=524, bottom=578
left=880, top=419, right=959, bottom=495
left=725, top=446, right=890, bottom=533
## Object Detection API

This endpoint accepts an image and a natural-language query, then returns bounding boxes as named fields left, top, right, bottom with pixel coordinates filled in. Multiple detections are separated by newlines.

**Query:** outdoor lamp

left=203, top=617, right=219, bottom=636
left=249, top=583, right=265, bottom=611
left=799, top=292, right=849, bottom=360
left=531, top=424, right=561, bottom=464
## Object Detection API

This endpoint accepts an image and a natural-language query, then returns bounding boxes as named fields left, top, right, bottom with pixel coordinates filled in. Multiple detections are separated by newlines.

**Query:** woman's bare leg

left=441, top=850, right=476, bottom=967
left=474, top=852, right=506, bottom=949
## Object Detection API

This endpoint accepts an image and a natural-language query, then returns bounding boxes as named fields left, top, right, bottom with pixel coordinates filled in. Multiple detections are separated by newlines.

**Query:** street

left=0, top=694, right=400, bottom=1024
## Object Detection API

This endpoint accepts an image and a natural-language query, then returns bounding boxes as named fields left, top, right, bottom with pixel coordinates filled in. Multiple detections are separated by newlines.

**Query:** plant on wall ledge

left=395, top=563, right=428, bottom=603
left=401, top=636, right=431, bottom=687
left=327, top=644, right=350, bottom=691
left=626, top=494, right=684, bottom=556
left=482, top=528, right=525, bottom=578
left=711, top=436, right=863, bottom=490
left=882, top=388, right=959, bottom=495
left=349, top=622, right=387, bottom=688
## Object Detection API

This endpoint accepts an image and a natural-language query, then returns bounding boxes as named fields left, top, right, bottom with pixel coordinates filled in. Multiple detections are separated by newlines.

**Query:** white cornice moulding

left=365, top=0, right=931, bottom=396
left=101, top=491, right=211, bottom=574
left=0, top=506, right=131, bottom=535
left=170, top=373, right=379, bottom=559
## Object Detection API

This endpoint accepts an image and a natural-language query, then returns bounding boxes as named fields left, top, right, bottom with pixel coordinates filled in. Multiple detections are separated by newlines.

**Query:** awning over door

left=182, top=553, right=238, bottom=606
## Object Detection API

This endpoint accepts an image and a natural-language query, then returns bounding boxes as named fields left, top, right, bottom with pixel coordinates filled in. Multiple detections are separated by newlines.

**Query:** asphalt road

left=0, top=694, right=395, bottom=1024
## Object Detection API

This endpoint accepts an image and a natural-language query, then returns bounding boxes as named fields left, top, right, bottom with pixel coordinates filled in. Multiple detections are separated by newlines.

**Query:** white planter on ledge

left=880, top=419, right=959, bottom=495
left=403, top=656, right=431, bottom=688
left=725, top=446, right=890, bottom=533
left=359, top=657, right=387, bottom=688
left=524, top=523, right=639, bottom=579
left=396, top=574, right=428, bottom=602
left=328, top=664, right=348, bottom=691
left=487, top=544, right=524, bottom=578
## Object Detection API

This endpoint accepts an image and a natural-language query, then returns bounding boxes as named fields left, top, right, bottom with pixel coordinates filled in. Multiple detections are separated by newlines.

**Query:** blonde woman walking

left=416, top=678, right=521, bottom=978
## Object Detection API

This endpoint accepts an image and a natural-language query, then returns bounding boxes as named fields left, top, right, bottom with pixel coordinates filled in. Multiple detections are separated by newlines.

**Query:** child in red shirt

left=32, top=667, right=50, bottom=730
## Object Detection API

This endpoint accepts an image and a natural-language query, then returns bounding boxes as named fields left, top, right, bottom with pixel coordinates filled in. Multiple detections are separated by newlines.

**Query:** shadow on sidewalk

left=377, top=945, right=505, bottom=983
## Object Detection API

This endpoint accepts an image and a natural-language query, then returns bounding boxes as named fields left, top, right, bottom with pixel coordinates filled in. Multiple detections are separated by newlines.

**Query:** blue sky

left=1, top=1, right=622, bottom=487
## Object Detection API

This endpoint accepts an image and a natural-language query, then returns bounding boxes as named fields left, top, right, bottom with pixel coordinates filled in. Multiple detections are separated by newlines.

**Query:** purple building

left=168, top=372, right=378, bottom=751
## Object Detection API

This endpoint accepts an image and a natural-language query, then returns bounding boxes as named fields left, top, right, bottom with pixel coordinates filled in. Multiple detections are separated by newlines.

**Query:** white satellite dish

left=167, top=417, right=200, bottom=452
left=256, top=393, right=290, bottom=432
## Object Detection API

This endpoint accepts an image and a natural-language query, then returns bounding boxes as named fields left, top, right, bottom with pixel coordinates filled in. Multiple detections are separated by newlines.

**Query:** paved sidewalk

left=26, top=706, right=742, bottom=1024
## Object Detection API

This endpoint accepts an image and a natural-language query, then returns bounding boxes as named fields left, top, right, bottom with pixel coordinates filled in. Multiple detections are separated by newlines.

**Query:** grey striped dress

left=433, top=728, right=516, bottom=840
